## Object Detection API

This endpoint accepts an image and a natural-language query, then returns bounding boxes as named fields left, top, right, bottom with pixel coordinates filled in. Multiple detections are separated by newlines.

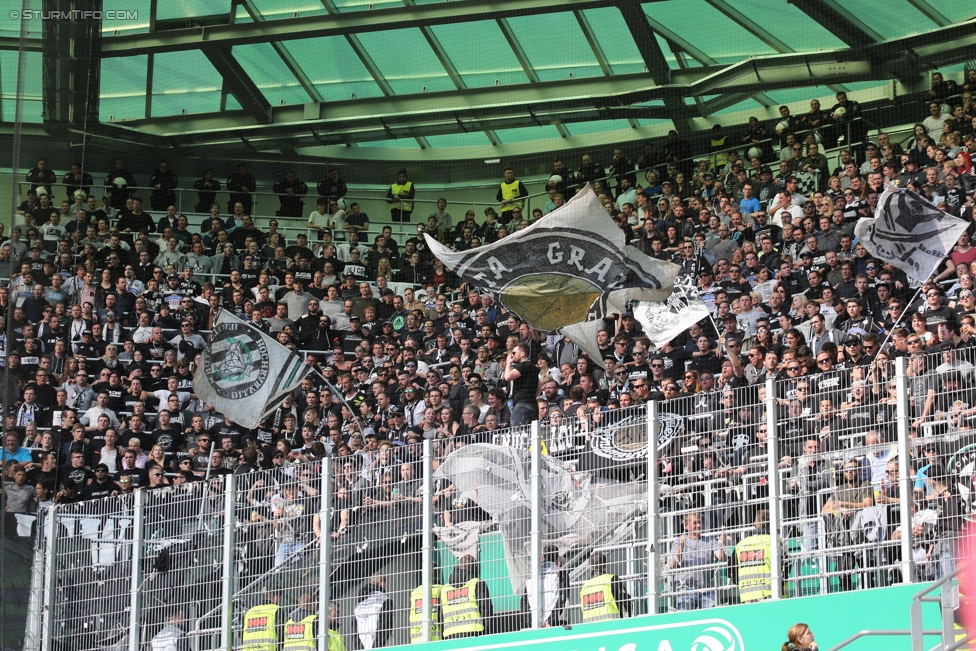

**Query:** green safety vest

left=242, top=603, right=280, bottom=651
left=579, top=573, right=621, bottom=622
left=499, top=180, right=524, bottom=213
left=735, top=534, right=772, bottom=602
left=440, top=578, right=484, bottom=638
left=408, top=584, right=442, bottom=643
left=390, top=182, right=414, bottom=214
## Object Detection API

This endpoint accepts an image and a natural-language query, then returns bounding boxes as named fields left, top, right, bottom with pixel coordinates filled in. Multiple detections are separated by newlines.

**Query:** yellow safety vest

left=241, top=603, right=280, bottom=651
left=283, top=614, right=316, bottom=651
left=735, top=534, right=772, bottom=602
left=579, top=573, right=621, bottom=622
left=408, top=584, right=442, bottom=643
left=440, top=578, right=484, bottom=638
left=711, top=135, right=729, bottom=169
left=499, top=180, right=524, bottom=214
left=328, top=629, right=345, bottom=651
left=390, top=182, right=414, bottom=214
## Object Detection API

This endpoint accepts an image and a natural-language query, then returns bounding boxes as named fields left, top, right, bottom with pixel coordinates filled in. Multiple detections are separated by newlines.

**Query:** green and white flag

left=194, top=311, right=311, bottom=428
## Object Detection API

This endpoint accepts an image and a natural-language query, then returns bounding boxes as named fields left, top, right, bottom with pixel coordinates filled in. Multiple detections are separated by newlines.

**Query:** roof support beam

left=787, top=0, right=883, bottom=47
left=575, top=9, right=640, bottom=130
left=94, top=21, right=976, bottom=150
left=202, top=48, right=272, bottom=123
left=704, top=0, right=849, bottom=106
left=0, top=37, right=43, bottom=52
left=497, top=17, right=570, bottom=138
left=402, top=0, right=500, bottom=145
left=612, top=0, right=672, bottom=84
left=613, top=0, right=692, bottom=132
left=101, top=0, right=621, bottom=56
left=235, top=0, right=322, bottom=103
left=905, top=0, right=951, bottom=27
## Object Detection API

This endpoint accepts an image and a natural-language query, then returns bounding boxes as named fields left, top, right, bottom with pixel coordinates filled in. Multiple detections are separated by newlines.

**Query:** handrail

left=827, top=630, right=944, bottom=651
left=913, top=568, right=961, bottom=603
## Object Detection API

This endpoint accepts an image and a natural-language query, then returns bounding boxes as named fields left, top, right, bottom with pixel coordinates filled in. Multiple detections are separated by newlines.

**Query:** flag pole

left=875, top=277, right=929, bottom=355
left=308, top=365, right=369, bottom=440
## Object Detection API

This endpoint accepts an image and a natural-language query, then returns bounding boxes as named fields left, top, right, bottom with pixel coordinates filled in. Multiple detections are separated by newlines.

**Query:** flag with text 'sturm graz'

left=424, top=185, right=680, bottom=332
left=194, top=311, right=311, bottom=428
left=854, top=185, right=969, bottom=282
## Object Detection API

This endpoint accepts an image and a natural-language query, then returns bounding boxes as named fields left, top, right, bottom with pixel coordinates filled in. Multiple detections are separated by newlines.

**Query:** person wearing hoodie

left=440, top=555, right=494, bottom=639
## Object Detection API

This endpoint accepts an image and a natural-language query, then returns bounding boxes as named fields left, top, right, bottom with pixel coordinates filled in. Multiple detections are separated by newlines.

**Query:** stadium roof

left=2, top=0, right=975, bottom=160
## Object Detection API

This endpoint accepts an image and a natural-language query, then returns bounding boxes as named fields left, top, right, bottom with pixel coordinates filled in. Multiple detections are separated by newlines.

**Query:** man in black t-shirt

left=504, top=343, right=539, bottom=427
left=150, top=410, right=185, bottom=456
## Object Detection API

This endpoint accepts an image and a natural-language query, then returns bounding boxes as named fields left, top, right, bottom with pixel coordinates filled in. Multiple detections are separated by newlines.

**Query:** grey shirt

left=668, top=534, right=722, bottom=590
left=4, top=483, right=36, bottom=513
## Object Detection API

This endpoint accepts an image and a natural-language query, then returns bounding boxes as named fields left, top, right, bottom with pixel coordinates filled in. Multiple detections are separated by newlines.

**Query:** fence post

left=646, top=399, right=660, bottom=616
left=129, top=490, right=146, bottom=651
left=40, top=505, right=58, bottom=651
left=530, top=419, right=543, bottom=629
left=221, top=474, right=237, bottom=651
left=765, top=378, right=783, bottom=600
left=896, top=356, right=914, bottom=583
left=421, top=438, right=434, bottom=642
left=319, top=459, right=333, bottom=651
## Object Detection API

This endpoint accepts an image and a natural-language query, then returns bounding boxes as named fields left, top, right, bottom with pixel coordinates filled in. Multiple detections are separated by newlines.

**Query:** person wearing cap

left=386, top=168, right=415, bottom=222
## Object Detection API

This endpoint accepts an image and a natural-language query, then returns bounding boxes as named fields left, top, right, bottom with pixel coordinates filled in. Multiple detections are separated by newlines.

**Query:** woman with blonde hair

left=374, top=257, right=393, bottom=280
left=147, top=444, right=170, bottom=472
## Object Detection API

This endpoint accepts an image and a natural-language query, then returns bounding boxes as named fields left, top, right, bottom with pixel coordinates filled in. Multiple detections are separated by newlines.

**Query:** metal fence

left=29, top=345, right=976, bottom=650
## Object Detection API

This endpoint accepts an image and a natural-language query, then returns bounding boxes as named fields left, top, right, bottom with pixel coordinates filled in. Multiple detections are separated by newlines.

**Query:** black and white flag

left=194, top=311, right=311, bottom=428
left=632, top=283, right=711, bottom=348
left=425, top=185, right=680, bottom=332
left=854, top=185, right=968, bottom=282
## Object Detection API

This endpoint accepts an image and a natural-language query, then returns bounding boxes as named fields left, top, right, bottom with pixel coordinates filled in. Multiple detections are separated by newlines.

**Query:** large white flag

left=425, top=185, right=680, bottom=332
left=560, top=285, right=709, bottom=366
left=194, top=311, right=311, bottom=428
left=632, top=284, right=711, bottom=348
left=854, top=185, right=969, bottom=282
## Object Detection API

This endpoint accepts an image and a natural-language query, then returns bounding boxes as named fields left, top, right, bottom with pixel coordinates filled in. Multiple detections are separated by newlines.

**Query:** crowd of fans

left=3, top=78, right=976, bottom=611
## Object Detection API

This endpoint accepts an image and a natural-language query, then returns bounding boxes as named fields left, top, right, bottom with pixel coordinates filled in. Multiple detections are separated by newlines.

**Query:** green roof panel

left=247, top=0, right=328, bottom=20
left=100, top=0, right=151, bottom=34
left=354, top=29, right=456, bottom=95
left=644, top=0, right=777, bottom=64
left=504, top=13, right=604, bottom=81
left=837, top=0, right=938, bottom=38
left=286, top=37, right=386, bottom=101
left=423, top=132, right=495, bottom=148
left=151, top=50, right=223, bottom=116
left=232, top=42, right=315, bottom=105
left=936, top=0, right=976, bottom=22
left=726, top=0, right=848, bottom=51
left=566, top=120, right=634, bottom=136
left=428, top=21, right=529, bottom=88
left=99, top=55, right=148, bottom=121
left=580, top=7, right=646, bottom=75
left=495, top=125, right=564, bottom=144
left=156, top=0, right=228, bottom=21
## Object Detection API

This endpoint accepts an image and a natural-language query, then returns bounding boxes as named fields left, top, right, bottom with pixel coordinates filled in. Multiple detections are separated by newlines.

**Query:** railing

left=25, top=343, right=976, bottom=651
left=11, top=116, right=873, bottom=234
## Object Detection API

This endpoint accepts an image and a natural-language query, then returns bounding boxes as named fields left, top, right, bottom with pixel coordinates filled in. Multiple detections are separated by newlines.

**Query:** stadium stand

left=4, top=69, right=976, bottom=651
